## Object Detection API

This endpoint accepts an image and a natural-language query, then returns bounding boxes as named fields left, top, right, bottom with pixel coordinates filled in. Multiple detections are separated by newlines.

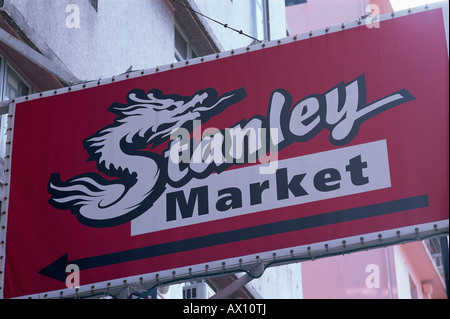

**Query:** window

left=174, top=26, right=197, bottom=62
left=251, top=0, right=267, bottom=41
left=1, top=55, right=31, bottom=158
left=3, top=67, right=29, bottom=101
left=88, top=0, right=98, bottom=11
left=285, top=0, right=307, bottom=6
left=424, top=238, right=445, bottom=276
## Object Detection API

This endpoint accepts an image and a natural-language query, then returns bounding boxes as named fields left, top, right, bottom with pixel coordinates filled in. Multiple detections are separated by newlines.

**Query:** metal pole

left=210, top=263, right=264, bottom=299
left=265, top=0, right=271, bottom=41
left=440, top=236, right=449, bottom=299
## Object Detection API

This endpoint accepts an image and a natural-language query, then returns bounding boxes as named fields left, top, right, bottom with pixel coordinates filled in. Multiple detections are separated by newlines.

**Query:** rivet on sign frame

left=309, top=31, right=313, bottom=37
left=415, top=227, right=420, bottom=240
left=360, top=237, right=364, bottom=245
left=325, top=243, right=329, bottom=251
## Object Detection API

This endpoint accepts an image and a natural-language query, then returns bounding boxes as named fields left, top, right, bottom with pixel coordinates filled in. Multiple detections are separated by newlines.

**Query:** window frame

left=0, top=55, right=32, bottom=101
left=174, top=24, right=198, bottom=62
left=251, top=0, right=268, bottom=41
left=0, top=53, right=32, bottom=158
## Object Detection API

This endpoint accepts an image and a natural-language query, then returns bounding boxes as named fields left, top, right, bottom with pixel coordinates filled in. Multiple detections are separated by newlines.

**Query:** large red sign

left=1, top=7, right=448, bottom=298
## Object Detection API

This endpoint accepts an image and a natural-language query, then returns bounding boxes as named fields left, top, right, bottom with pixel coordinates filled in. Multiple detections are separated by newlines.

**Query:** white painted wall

left=193, top=0, right=258, bottom=50
left=393, top=245, right=412, bottom=299
left=10, top=0, right=286, bottom=81
left=244, top=263, right=303, bottom=299
left=10, top=0, right=174, bottom=81
left=193, top=0, right=286, bottom=50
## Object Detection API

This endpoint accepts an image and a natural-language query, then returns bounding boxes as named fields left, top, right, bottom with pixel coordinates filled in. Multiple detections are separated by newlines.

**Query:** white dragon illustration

left=48, top=87, right=247, bottom=227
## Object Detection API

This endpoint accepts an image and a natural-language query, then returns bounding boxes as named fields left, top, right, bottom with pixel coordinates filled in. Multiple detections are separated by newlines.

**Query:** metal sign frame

left=1, top=3, right=449, bottom=299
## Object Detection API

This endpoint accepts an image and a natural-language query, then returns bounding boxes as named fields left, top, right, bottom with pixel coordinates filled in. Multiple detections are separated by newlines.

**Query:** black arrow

left=39, top=195, right=429, bottom=282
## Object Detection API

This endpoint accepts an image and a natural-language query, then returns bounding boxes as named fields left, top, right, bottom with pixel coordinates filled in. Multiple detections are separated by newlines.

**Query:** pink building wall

left=300, top=242, right=446, bottom=299
left=285, top=0, right=445, bottom=300
left=286, top=0, right=393, bottom=35
left=301, top=247, right=398, bottom=299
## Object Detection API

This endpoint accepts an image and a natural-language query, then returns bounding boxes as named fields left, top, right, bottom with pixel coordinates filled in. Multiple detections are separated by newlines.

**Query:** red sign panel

left=1, top=7, right=448, bottom=298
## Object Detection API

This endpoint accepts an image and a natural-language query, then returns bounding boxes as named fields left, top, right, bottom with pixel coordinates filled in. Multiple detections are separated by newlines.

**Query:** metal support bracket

left=209, top=263, right=264, bottom=299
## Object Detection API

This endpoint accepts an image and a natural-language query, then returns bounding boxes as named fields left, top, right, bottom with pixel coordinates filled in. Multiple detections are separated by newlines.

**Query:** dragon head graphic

left=48, top=87, right=247, bottom=227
